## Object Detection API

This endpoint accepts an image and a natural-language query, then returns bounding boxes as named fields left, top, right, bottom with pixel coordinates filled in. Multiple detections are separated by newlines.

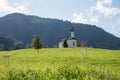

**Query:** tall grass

left=0, top=48, right=120, bottom=80
left=0, top=64, right=119, bottom=80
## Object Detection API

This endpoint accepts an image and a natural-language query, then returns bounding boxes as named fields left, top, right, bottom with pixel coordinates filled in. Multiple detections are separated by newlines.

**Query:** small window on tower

left=73, top=42, right=75, bottom=46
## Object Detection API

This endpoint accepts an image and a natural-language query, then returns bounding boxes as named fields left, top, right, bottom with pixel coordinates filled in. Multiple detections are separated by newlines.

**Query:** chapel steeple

left=70, top=27, right=74, bottom=38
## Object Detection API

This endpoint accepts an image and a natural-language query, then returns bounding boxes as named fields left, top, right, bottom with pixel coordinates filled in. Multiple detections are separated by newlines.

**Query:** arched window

left=73, top=42, right=75, bottom=46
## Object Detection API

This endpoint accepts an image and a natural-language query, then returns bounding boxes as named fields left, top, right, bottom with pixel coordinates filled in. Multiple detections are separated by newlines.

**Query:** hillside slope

left=0, top=48, right=120, bottom=79
left=0, top=13, right=120, bottom=49
left=0, top=32, right=22, bottom=50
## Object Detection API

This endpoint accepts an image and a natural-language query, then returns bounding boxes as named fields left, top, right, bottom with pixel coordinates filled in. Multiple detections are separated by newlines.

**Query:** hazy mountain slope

left=0, top=32, right=22, bottom=50
left=0, top=13, right=120, bottom=49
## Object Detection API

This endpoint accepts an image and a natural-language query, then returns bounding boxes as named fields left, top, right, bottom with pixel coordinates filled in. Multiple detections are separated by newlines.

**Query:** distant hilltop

left=0, top=13, right=120, bottom=50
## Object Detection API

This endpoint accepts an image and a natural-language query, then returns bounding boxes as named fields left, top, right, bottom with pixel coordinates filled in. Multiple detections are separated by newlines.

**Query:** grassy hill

left=0, top=48, right=120, bottom=80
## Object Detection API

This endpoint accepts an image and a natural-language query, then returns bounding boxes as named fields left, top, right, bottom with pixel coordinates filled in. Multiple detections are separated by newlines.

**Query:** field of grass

left=0, top=47, right=120, bottom=80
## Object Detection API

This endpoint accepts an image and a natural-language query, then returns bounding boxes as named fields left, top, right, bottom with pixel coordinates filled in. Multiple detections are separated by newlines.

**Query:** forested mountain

left=0, top=32, right=22, bottom=50
left=0, top=13, right=120, bottom=50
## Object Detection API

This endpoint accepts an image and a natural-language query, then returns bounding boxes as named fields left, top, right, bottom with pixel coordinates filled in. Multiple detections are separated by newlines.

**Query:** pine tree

left=32, top=35, right=42, bottom=53
left=63, top=39, right=68, bottom=48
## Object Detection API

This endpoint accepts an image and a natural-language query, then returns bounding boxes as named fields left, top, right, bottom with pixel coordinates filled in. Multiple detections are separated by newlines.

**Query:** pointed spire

left=71, top=27, right=74, bottom=32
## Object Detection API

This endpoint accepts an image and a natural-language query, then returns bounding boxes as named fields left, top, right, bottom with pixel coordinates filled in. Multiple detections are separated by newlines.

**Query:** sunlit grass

left=0, top=47, right=120, bottom=80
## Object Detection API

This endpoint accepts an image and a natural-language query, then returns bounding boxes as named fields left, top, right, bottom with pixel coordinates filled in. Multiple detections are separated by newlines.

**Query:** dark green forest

left=0, top=32, right=22, bottom=50
left=0, top=13, right=120, bottom=50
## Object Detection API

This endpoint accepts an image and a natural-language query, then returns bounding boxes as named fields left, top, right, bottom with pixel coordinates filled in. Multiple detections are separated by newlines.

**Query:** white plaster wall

left=67, top=40, right=77, bottom=48
left=59, top=42, right=63, bottom=48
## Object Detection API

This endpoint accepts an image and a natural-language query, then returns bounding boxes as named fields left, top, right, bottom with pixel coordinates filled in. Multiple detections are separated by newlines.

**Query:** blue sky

left=0, top=0, right=120, bottom=37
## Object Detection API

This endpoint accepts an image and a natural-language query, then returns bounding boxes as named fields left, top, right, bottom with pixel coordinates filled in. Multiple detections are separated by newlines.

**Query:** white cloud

left=71, top=12, right=99, bottom=25
left=72, top=12, right=88, bottom=23
left=90, top=16, right=99, bottom=23
left=96, top=0, right=120, bottom=16
left=0, top=0, right=29, bottom=13
left=71, top=0, right=120, bottom=37
left=102, top=0, right=112, bottom=4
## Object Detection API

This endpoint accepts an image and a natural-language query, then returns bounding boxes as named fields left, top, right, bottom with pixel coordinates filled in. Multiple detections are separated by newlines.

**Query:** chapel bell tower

left=70, top=27, right=75, bottom=38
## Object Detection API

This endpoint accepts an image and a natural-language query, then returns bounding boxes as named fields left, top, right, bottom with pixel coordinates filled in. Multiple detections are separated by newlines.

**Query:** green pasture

left=0, top=48, right=120, bottom=80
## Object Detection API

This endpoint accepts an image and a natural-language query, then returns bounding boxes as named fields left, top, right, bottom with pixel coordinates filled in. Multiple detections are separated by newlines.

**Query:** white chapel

left=59, top=27, right=78, bottom=48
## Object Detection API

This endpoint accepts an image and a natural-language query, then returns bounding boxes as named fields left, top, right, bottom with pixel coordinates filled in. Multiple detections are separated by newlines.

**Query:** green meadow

left=0, top=48, right=120, bottom=80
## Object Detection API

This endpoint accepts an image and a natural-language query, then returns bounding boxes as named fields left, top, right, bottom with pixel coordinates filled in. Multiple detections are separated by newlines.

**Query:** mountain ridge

left=0, top=13, right=120, bottom=49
